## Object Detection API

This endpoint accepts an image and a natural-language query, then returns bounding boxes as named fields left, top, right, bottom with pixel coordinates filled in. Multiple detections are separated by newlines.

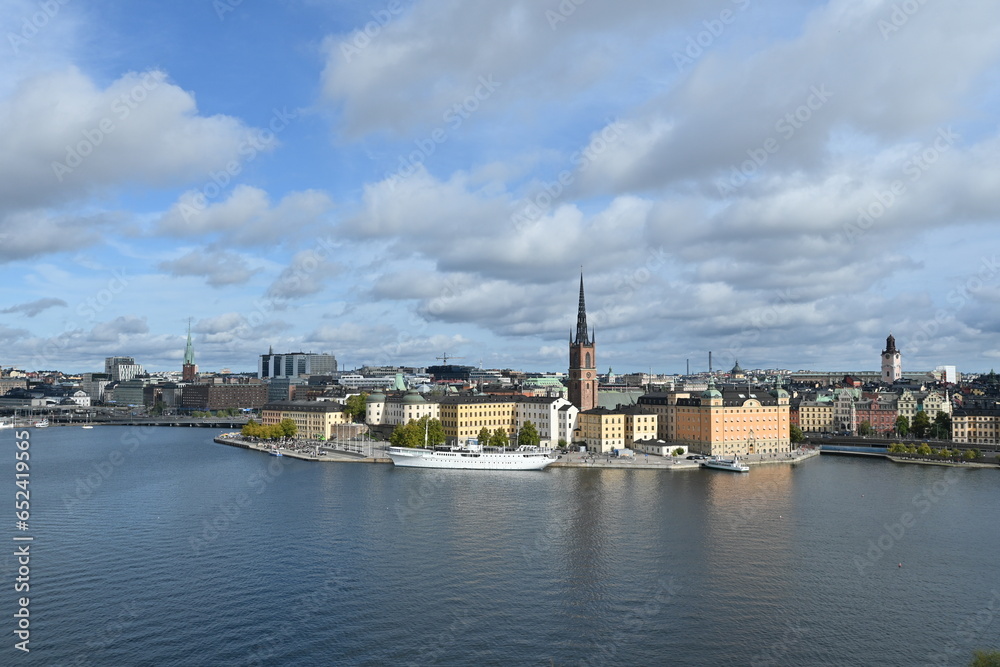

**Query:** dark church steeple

left=574, top=273, right=592, bottom=345
left=568, top=272, right=597, bottom=411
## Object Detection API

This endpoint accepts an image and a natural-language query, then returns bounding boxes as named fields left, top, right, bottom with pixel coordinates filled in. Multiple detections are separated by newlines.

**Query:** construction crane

left=435, top=353, right=465, bottom=365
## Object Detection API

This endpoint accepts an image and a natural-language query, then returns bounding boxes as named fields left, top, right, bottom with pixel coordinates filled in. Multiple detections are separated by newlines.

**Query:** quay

left=212, top=434, right=820, bottom=469
left=213, top=434, right=391, bottom=463
left=549, top=448, right=820, bottom=470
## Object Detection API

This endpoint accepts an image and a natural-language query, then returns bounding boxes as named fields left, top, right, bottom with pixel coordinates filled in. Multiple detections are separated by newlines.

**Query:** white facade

left=339, top=375, right=397, bottom=390
left=68, top=390, right=91, bottom=407
left=515, top=397, right=577, bottom=447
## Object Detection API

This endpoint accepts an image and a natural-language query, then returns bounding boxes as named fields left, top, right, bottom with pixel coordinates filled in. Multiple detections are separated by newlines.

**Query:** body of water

left=3, top=426, right=999, bottom=665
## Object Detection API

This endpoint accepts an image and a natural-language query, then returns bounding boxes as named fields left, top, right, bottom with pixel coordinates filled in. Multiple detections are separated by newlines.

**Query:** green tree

left=970, top=649, right=1000, bottom=666
left=558, top=438, right=568, bottom=448
left=932, top=411, right=952, bottom=440
left=280, top=418, right=297, bottom=438
left=789, top=424, right=805, bottom=443
left=672, top=447, right=685, bottom=457
left=489, top=428, right=509, bottom=449
left=895, top=415, right=909, bottom=437
left=965, top=449, right=979, bottom=460
left=858, top=420, right=873, bottom=436
left=415, top=415, right=445, bottom=447
left=241, top=419, right=259, bottom=438
left=912, top=410, right=931, bottom=438
left=477, top=426, right=492, bottom=445
left=390, top=421, right=422, bottom=448
left=917, top=443, right=933, bottom=457
left=343, top=393, right=369, bottom=423
left=889, top=442, right=906, bottom=454
left=517, top=421, right=541, bottom=448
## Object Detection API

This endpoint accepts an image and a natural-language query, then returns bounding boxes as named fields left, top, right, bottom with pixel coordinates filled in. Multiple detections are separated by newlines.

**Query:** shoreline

left=213, top=434, right=823, bottom=470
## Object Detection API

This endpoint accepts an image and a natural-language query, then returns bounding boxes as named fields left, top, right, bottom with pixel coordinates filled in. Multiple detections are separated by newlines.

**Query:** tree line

left=390, top=416, right=542, bottom=449
left=241, top=418, right=297, bottom=440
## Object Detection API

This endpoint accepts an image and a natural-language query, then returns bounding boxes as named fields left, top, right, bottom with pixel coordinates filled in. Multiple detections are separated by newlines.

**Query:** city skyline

left=3, top=1, right=1000, bottom=374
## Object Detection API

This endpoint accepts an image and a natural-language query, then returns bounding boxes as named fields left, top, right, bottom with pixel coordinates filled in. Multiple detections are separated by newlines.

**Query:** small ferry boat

left=33, top=419, right=49, bottom=428
left=269, top=447, right=283, bottom=457
left=388, top=445, right=555, bottom=470
left=0, top=419, right=13, bottom=429
left=701, top=455, right=750, bottom=472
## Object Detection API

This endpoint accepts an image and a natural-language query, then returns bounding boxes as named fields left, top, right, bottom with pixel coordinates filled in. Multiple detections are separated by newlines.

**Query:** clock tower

left=568, top=273, right=597, bottom=411
left=881, top=333, right=901, bottom=384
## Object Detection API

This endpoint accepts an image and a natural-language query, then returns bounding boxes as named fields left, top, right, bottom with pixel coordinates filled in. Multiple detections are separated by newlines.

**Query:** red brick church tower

left=568, top=273, right=597, bottom=411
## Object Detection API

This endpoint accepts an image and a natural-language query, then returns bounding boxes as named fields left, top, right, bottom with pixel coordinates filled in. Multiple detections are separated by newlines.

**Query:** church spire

left=574, top=272, right=591, bottom=345
left=184, top=318, right=195, bottom=365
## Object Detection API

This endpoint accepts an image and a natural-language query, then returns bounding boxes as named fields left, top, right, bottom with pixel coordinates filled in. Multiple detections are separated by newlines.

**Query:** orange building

left=673, top=379, right=790, bottom=457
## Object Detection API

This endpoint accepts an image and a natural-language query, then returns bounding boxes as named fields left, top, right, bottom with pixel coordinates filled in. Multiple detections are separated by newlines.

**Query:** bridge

left=817, top=444, right=889, bottom=458
left=38, top=416, right=251, bottom=429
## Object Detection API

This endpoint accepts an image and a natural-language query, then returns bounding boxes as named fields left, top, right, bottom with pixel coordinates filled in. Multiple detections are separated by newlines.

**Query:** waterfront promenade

left=213, top=434, right=820, bottom=469
left=550, top=447, right=819, bottom=470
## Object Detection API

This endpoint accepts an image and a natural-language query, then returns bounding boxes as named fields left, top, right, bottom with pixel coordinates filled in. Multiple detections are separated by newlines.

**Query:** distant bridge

left=42, top=417, right=250, bottom=429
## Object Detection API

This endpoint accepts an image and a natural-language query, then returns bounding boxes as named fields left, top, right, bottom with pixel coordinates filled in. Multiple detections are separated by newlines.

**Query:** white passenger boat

left=701, top=455, right=750, bottom=472
left=388, top=445, right=555, bottom=470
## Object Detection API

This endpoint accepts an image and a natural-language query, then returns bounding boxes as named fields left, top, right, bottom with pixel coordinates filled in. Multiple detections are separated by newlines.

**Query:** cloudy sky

left=2, top=0, right=999, bottom=375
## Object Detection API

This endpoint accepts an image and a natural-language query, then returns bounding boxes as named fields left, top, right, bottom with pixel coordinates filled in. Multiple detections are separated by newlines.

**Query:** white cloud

left=157, top=186, right=334, bottom=246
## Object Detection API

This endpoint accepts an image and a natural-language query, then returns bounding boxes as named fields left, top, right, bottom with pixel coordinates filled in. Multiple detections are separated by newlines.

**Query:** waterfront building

left=673, top=380, right=791, bottom=457
left=514, top=396, right=578, bottom=446
left=181, top=382, right=267, bottom=411
left=881, top=333, right=901, bottom=384
left=258, top=350, right=338, bottom=379
left=567, top=273, right=597, bottom=411
left=261, top=401, right=353, bottom=440
left=951, top=402, right=1000, bottom=445
left=798, top=395, right=835, bottom=433
left=67, top=389, right=91, bottom=407
left=896, top=388, right=952, bottom=422
left=855, top=393, right=899, bottom=434
left=576, top=405, right=658, bottom=454
left=636, top=391, right=690, bottom=441
left=113, top=379, right=148, bottom=407
left=182, top=320, right=198, bottom=382
left=438, top=395, right=518, bottom=445
left=366, top=392, right=577, bottom=447
left=80, top=373, right=110, bottom=403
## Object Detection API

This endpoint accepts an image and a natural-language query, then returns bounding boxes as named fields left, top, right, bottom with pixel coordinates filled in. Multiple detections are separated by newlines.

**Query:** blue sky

left=2, top=0, right=1000, bottom=375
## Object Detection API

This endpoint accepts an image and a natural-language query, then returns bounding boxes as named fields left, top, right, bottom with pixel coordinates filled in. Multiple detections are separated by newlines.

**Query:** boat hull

left=388, top=447, right=554, bottom=470
left=701, top=458, right=750, bottom=472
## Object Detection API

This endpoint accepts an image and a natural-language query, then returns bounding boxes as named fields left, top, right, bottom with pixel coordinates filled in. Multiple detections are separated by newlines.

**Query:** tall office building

left=105, top=356, right=144, bottom=382
left=258, top=350, right=338, bottom=379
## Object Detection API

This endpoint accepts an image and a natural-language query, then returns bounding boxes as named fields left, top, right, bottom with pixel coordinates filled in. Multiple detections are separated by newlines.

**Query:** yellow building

left=262, top=400, right=352, bottom=440
left=673, top=380, right=790, bottom=457
left=577, top=406, right=658, bottom=453
left=438, top=396, right=518, bottom=445
left=636, top=391, right=690, bottom=441
left=798, top=399, right=834, bottom=433
left=951, top=405, right=999, bottom=445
